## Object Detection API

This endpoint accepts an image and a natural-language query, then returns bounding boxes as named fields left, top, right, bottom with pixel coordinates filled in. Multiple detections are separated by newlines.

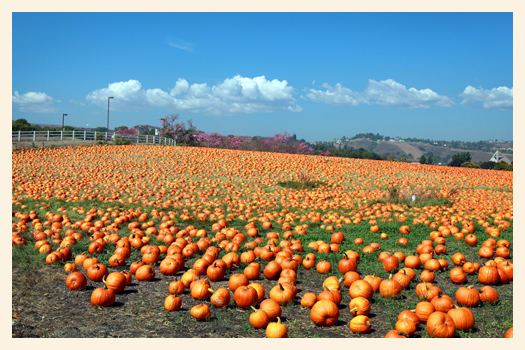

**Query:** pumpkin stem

left=208, top=288, right=215, bottom=294
left=250, top=306, right=258, bottom=312
left=349, top=307, right=358, bottom=312
left=277, top=316, right=281, bottom=324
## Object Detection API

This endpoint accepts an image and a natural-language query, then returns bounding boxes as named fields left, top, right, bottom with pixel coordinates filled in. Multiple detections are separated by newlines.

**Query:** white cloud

left=12, top=91, right=59, bottom=113
left=304, top=79, right=453, bottom=109
left=363, top=79, right=454, bottom=108
left=459, top=85, right=513, bottom=110
left=166, top=38, right=194, bottom=52
left=86, top=75, right=301, bottom=115
left=305, top=83, right=369, bottom=107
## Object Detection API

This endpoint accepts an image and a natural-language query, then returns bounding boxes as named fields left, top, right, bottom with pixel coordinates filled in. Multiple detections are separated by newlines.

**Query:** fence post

left=94, top=132, right=97, bottom=141
left=47, top=130, right=50, bottom=141
left=84, top=130, right=86, bottom=140
left=72, top=130, right=75, bottom=140
left=137, top=135, right=139, bottom=144
left=18, top=130, right=21, bottom=141
left=153, top=136, right=156, bottom=144
left=33, top=130, right=36, bottom=141
left=146, top=135, right=148, bottom=144
left=61, top=130, right=63, bottom=141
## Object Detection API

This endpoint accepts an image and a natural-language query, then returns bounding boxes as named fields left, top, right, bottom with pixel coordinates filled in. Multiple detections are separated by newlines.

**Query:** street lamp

left=62, top=114, right=68, bottom=130
left=107, top=97, right=114, bottom=140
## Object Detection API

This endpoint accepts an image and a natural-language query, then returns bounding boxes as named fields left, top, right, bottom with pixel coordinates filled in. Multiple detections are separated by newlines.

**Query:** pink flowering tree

left=159, top=114, right=201, bottom=146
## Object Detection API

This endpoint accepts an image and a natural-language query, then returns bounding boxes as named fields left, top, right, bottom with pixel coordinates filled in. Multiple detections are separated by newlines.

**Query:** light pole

left=62, top=114, right=68, bottom=130
left=107, top=97, right=113, bottom=140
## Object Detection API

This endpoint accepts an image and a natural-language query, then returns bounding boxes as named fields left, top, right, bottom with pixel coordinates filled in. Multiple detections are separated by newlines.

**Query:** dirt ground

left=12, top=262, right=513, bottom=338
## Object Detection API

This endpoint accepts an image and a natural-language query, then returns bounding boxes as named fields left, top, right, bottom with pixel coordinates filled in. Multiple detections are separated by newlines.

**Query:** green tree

left=400, top=154, right=407, bottom=162
left=419, top=155, right=427, bottom=164
left=493, top=161, right=513, bottom=171
left=479, top=161, right=496, bottom=170
left=449, top=152, right=472, bottom=167
left=461, top=162, right=481, bottom=168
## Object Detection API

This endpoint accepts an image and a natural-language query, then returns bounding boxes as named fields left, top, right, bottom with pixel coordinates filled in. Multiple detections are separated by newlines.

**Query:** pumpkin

left=164, top=294, right=182, bottom=312
left=447, top=305, right=475, bottom=332
left=455, top=286, right=480, bottom=307
left=269, top=283, right=295, bottom=306
left=159, top=258, right=180, bottom=276
left=248, top=283, right=265, bottom=303
left=322, top=276, right=341, bottom=291
left=420, top=270, right=435, bottom=283
left=382, top=255, right=399, bottom=273
left=207, top=262, right=226, bottom=282
left=87, top=263, right=109, bottom=282
left=266, top=317, right=288, bottom=338
left=135, top=265, right=155, bottom=281
left=91, top=286, right=115, bottom=307
left=66, top=272, right=87, bottom=291
left=249, top=306, right=269, bottom=329
left=478, top=264, right=500, bottom=285
left=349, top=280, right=374, bottom=300
left=398, top=310, right=420, bottom=328
left=104, top=272, right=127, bottom=294
left=316, top=261, right=332, bottom=274
left=301, top=293, right=318, bottom=309
left=452, top=253, right=466, bottom=266
left=395, top=320, right=416, bottom=336
left=310, top=300, right=340, bottom=327
left=449, top=267, right=467, bottom=284
left=263, top=261, right=282, bottom=280
left=244, top=263, right=260, bottom=281
left=234, top=286, right=258, bottom=308
left=229, top=274, right=249, bottom=292
left=415, top=282, right=434, bottom=301
left=209, top=288, right=231, bottom=308
left=350, top=315, right=372, bottom=334
left=404, top=255, right=421, bottom=269
left=505, top=327, right=513, bottom=338
left=385, top=330, right=408, bottom=338
left=349, top=297, right=371, bottom=316
left=338, top=253, right=357, bottom=274
left=191, top=304, right=211, bottom=321
left=363, top=273, right=382, bottom=292
left=393, top=270, right=411, bottom=289
left=169, top=277, right=185, bottom=295
left=415, top=301, right=435, bottom=322
left=430, top=294, right=454, bottom=313
left=191, top=279, right=212, bottom=300
left=343, top=271, right=361, bottom=288
left=129, top=261, right=144, bottom=274
left=379, top=274, right=402, bottom=298
left=426, top=311, right=455, bottom=338
left=479, top=286, right=499, bottom=303
left=260, top=299, right=282, bottom=321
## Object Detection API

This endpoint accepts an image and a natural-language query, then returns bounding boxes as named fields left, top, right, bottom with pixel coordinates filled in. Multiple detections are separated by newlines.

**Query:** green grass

left=12, top=196, right=513, bottom=337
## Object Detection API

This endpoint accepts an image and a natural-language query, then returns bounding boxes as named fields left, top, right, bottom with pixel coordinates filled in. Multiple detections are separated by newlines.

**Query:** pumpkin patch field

left=12, top=145, right=513, bottom=338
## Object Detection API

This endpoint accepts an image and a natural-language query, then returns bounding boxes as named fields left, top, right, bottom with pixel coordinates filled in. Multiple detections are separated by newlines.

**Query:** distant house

left=407, top=159, right=420, bottom=164
left=490, top=150, right=511, bottom=163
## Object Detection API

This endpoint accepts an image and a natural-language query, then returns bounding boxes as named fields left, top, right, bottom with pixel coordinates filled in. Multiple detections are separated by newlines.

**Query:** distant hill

left=336, top=138, right=513, bottom=164
left=132, top=124, right=157, bottom=133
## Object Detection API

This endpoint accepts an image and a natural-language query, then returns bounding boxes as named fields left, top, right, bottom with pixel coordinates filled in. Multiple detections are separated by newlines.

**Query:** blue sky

left=12, top=12, right=513, bottom=142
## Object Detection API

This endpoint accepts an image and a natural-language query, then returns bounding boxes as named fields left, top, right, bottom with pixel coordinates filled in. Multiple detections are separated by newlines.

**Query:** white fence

left=12, top=130, right=175, bottom=146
